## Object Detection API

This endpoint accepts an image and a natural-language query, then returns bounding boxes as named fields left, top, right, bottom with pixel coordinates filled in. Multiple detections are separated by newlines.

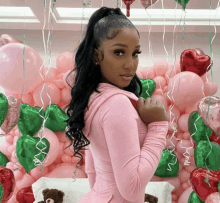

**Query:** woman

left=64, top=6, right=168, bottom=203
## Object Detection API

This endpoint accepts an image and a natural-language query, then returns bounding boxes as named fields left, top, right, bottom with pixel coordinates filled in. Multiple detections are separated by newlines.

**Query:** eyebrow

left=111, top=43, right=141, bottom=48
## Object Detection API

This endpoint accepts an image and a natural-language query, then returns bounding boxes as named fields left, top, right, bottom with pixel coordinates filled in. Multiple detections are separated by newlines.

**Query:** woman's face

left=94, top=28, right=141, bottom=90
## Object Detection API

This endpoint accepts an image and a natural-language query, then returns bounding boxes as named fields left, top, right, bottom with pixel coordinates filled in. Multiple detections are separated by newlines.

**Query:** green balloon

left=0, top=93, right=9, bottom=127
left=0, top=183, right=3, bottom=202
left=154, top=149, right=179, bottom=177
left=194, top=141, right=220, bottom=171
left=174, top=0, right=190, bottom=10
left=188, top=111, right=212, bottom=143
left=138, top=78, right=156, bottom=99
left=218, top=180, right=220, bottom=192
left=17, top=104, right=44, bottom=136
left=45, top=104, right=68, bottom=132
left=16, top=134, right=50, bottom=173
left=188, top=191, right=204, bottom=203
left=0, top=151, right=9, bottom=166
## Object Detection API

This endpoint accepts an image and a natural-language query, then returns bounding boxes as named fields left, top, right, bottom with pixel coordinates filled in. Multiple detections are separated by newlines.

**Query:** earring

left=96, top=61, right=99, bottom=65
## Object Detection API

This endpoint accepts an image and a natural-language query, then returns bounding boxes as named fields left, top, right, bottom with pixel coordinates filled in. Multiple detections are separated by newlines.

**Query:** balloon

left=142, top=66, right=156, bottom=79
left=209, top=132, right=220, bottom=145
left=167, top=72, right=204, bottom=109
left=0, top=96, right=20, bottom=135
left=16, top=186, right=35, bottom=203
left=180, top=49, right=211, bottom=76
left=198, top=96, right=220, bottom=136
left=0, top=151, right=9, bottom=167
left=16, top=134, right=50, bottom=173
left=0, top=43, right=43, bottom=94
left=178, top=114, right=189, bottom=132
left=56, top=52, right=75, bottom=73
left=140, top=0, right=158, bottom=9
left=174, top=0, right=190, bottom=10
left=190, top=168, right=220, bottom=202
left=138, top=78, right=156, bottom=99
left=187, top=191, right=204, bottom=203
left=0, top=93, right=9, bottom=128
left=154, top=149, right=179, bottom=177
left=188, top=111, right=212, bottom=143
left=194, top=141, right=220, bottom=171
left=63, top=70, right=76, bottom=89
left=177, top=186, right=193, bottom=203
left=194, top=48, right=205, bottom=56
left=203, top=82, right=218, bottom=97
left=42, top=67, right=59, bottom=83
left=45, top=104, right=68, bottom=132
left=0, top=34, right=23, bottom=46
left=0, top=167, right=15, bottom=203
left=0, top=183, right=3, bottom=202
left=17, top=104, right=44, bottom=137
left=205, top=192, right=220, bottom=203
left=153, top=59, right=170, bottom=76
left=153, top=76, right=167, bottom=89
left=122, top=0, right=135, bottom=17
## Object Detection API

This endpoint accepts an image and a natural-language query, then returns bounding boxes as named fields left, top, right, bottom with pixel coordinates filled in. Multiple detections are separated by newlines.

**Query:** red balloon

left=190, top=168, right=220, bottom=202
left=209, top=131, right=220, bottom=146
left=122, top=0, right=136, bottom=17
left=194, top=48, right=205, bottom=56
left=140, top=0, right=158, bottom=9
left=0, top=166, right=15, bottom=203
left=180, top=49, right=211, bottom=76
left=16, top=186, right=35, bottom=203
left=0, top=34, right=23, bottom=47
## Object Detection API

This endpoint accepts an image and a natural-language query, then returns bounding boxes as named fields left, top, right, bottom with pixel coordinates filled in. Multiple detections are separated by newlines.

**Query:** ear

left=42, top=189, right=50, bottom=196
left=58, top=190, right=65, bottom=198
left=93, top=48, right=99, bottom=63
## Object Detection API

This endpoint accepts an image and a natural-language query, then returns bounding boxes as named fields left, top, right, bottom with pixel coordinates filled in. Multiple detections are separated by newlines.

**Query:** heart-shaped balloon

left=45, top=104, right=68, bottom=132
left=16, top=134, right=50, bottom=173
left=140, top=0, right=158, bottom=9
left=174, top=0, right=190, bottom=10
left=209, top=131, right=220, bottom=146
left=0, top=96, right=20, bottom=135
left=122, top=0, right=135, bottom=17
left=17, top=104, right=44, bottom=136
left=0, top=93, right=9, bottom=127
left=205, top=192, right=220, bottom=203
left=138, top=78, right=156, bottom=99
left=180, top=49, right=211, bottom=76
left=154, top=149, right=179, bottom=177
left=188, top=191, right=204, bottom=203
left=0, top=151, right=9, bottom=167
left=0, top=183, right=3, bottom=202
left=188, top=111, right=212, bottom=143
left=190, top=168, right=220, bottom=202
left=194, top=141, right=220, bottom=171
left=16, top=186, right=35, bottom=203
left=194, top=48, right=205, bottom=56
left=198, top=96, right=220, bottom=137
left=0, top=166, right=15, bottom=203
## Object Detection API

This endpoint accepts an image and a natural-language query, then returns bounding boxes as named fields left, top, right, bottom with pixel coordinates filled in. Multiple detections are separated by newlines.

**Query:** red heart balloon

left=16, top=186, right=35, bottom=203
left=0, top=166, right=15, bottom=203
left=122, top=0, right=135, bottom=17
left=210, top=131, right=220, bottom=146
left=190, top=168, right=220, bottom=202
left=180, top=49, right=211, bottom=76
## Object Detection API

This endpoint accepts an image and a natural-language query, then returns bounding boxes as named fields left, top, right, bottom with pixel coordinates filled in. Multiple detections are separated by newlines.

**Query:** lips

left=121, top=74, right=133, bottom=77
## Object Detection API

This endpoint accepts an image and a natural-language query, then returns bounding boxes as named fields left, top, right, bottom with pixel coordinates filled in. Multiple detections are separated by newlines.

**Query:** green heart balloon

left=45, top=104, right=68, bottom=132
left=194, top=141, right=220, bottom=171
left=138, top=78, right=156, bottom=99
left=174, top=0, right=190, bottom=10
left=0, top=93, right=9, bottom=127
left=188, top=111, right=212, bottom=143
left=218, top=180, right=220, bottom=192
left=16, top=134, right=50, bottom=173
left=17, top=104, right=44, bottom=136
left=0, top=151, right=9, bottom=166
left=0, top=183, right=3, bottom=202
left=154, top=149, right=179, bottom=177
left=188, top=191, right=204, bottom=203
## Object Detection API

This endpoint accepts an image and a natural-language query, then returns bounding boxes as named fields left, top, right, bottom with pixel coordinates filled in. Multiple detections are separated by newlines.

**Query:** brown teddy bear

left=37, top=188, right=65, bottom=203
left=144, top=193, right=158, bottom=203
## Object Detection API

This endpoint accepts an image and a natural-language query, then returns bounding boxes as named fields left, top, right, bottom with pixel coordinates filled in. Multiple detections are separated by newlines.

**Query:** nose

left=123, top=57, right=137, bottom=70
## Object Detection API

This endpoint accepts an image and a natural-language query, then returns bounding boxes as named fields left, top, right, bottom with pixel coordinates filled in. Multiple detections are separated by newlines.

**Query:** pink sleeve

left=85, top=146, right=96, bottom=189
left=100, top=95, right=168, bottom=202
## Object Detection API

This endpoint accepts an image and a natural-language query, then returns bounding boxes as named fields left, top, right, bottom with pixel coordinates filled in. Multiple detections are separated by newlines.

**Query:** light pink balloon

left=203, top=81, right=218, bottom=96
left=153, top=59, right=169, bottom=76
left=0, top=34, right=23, bottom=46
left=61, top=88, right=71, bottom=104
left=29, top=165, right=49, bottom=180
left=167, top=106, right=180, bottom=123
left=0, top=43, right=43, bottom=94
left=167, top=72, right=204, bottom=109
left=64, top=141, right=74, bottom=156
left=177, top=186, right=193, bottom=203
left=56, top=52, right=75, bottom=73
left=178, top=114, right=189, bottom=132
left=21, top=93, right=33, bottom=104
left=142, top=66, right=156, bottom=79
left=182, top=132, right=191, bottom=140
left=63, top=70, right=76, bottom=89
left=205, top=192, right=220, bottom=203
left=32, top=82, right=60, bottom=110
left=16, top=173, right=35, bottom=190
left=140, top=0, right=158, bottom=9
left=201, top=72, right=210, bottom=83
left=153, top=88, right=163, bottom=96
left=176, top=140, right=194, bottom=155
left=185, top=102, right=198, bottom=114
left=154, top=76, right=167, bottom=89
left=42, top=67, right=59, bottom=83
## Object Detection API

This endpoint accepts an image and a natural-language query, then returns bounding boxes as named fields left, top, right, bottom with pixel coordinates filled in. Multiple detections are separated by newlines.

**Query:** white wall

left=1, top=30, right=220, bottom=145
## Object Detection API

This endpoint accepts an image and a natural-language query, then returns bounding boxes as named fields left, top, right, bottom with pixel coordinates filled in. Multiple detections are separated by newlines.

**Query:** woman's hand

left=137, top=97, right=168, bottom=125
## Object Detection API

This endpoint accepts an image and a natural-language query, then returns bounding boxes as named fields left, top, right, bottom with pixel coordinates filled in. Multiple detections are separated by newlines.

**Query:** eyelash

left=114, top=50, right=142, bottom=57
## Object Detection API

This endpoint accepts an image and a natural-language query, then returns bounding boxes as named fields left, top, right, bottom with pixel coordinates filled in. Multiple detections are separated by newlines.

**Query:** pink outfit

left=78, top=83, right=168, bottom=203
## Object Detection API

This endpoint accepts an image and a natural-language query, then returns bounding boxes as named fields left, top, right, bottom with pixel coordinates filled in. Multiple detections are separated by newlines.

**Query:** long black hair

left=64, top=6, right=143, bottom=170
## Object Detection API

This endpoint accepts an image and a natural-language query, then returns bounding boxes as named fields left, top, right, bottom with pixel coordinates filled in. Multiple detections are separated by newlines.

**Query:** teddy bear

left=144, top=193, right=158, bottom=203
left=37, top=188, right=65, bottom=203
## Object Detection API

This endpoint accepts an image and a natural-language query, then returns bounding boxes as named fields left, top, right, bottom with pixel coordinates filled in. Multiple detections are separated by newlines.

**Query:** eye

left=114, top=50, right=142, bottom=57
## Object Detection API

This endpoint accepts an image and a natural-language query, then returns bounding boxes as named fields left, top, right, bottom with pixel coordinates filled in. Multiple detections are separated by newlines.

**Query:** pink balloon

left=0, top=43, right=43, bottom=94
left=166, top=136, right=178, bottom=149
left=42, top=67, right=59, bottom=83
left=167, top=106, right=180, bottom=123
left=21, top=93, right=33, bottom=104
left=153, top=59, right=169, bottom=76
left=162, top=177, right=180, bottom=192
left=56, top=52, right=75, bottom=73
left=32, top=82, right=60, bottom=110
left=16, top=173, right=35, bottom=190
left=63, top=70, right=76, bottom=89
left=178, top=114, right=189, bottom=132
left=29, top=165, right=49, bottom=180
left=182, top=132, right=191, bottom=140
left=140, top=0, right=158, bottom=9
left=153, top=88, right=163, bottom=96
left=179, top=169, right=190, bottom=183
left=154, top=76, right=167, bottom=89
left=0, top=34, right=23, bottom=46
left=61, top=154, right=72, bottom=163
left=176, top=140, right=194, bottom=155
left=167, top=72, right=204, bottom=109
left=203, top=81, right=218, bottom=96
left=177, top=186, right=193, bottom=203
left=142, top=66, right=156, bottom=79
left=63, top=141, right=74, bottom=156
left=201, top=72, right=210, bottom=83
left=61, top=87, right=71, bottom=104
left=165, top=64, right=180, bottom=82
left=205, top=192, right=220, bottom=203
left=185, top=102, right=198, bottom=114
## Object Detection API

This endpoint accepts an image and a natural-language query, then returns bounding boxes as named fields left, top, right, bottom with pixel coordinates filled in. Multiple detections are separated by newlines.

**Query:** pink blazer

left=78, top=83, right=168, bottom=203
